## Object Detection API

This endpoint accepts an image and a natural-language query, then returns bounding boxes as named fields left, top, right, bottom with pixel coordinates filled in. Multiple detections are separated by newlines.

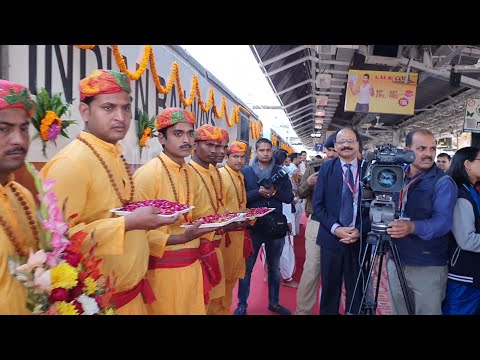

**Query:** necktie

left=339, top=163, right=354, bottom=227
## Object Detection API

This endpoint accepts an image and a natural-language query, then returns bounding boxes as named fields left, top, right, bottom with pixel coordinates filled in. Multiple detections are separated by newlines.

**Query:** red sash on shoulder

left=111, top=278, right=156, bottom=310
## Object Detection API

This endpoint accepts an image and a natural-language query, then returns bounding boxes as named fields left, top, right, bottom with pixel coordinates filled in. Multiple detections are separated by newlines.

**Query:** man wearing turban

left=134, top=108, right=220, bottom=314
left=0, top=80, right=39, bottom=314
left=217, top=140, right=254, bottom=314
left=189, top=124, right=229, bottom=314
left=41, top=70, right=178, bottom=315
left=214, top=128, right=230, bottom=168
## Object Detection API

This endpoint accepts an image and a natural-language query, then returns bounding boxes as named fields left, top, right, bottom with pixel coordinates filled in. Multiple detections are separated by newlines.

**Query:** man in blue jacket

left=386, top=129, right=457, bottom=315
left=312, top=127, right=370, bottom=315
left=233, top=138, right=294, bottom=315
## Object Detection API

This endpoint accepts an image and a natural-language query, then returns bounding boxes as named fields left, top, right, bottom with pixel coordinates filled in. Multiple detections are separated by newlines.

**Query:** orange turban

left=219, top=128, right=230, bottom=142
left=155, top=107, right=196, bottom=131
left=0, top=80, right=34, bottom=117
left=227, top=140, right=248, bottom=154
left=79, top=69, right=131, bottom=101
left=194, top=124, right=223, bottom=142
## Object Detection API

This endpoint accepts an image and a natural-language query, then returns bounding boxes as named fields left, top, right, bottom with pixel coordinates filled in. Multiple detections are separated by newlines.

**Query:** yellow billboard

left=344, top=70, right=418, bottom=115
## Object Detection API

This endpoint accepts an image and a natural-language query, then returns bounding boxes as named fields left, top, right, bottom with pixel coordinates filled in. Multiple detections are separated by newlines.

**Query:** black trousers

left=319, top=244, right=364, bottom=315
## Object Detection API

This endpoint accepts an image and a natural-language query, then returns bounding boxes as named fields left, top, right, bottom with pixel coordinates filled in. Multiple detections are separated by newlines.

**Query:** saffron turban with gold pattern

left=219, top=128, right=230, bottom=142
left=194, top=124, right=223, bottom=142
left=79, top=69, right=131, bottom=101
left=155, top=107, right=196, bottom=131
left=227, top=140, right=248, bottom=154
left=0, top=80, right=34, bottom=117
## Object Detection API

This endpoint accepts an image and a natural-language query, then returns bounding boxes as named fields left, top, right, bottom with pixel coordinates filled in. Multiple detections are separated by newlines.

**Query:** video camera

left=362, top=143, right=415, bottom=194
left=361, top=144, right=415, bottom=232
left=257, top=168, right=288, bottom=190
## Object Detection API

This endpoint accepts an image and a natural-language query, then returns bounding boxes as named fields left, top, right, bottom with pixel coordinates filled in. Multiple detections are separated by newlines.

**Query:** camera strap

left=398, top=171, right=424, bottom=216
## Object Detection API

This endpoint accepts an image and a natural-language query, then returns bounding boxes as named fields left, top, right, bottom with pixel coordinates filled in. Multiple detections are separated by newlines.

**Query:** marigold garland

left=136, top=108, right=157, bottom=156
left=40, top=111, right=62, bottom=141
left=75, top=45, right=97, bottom=50
left=110, top=45, right=264, bottom=139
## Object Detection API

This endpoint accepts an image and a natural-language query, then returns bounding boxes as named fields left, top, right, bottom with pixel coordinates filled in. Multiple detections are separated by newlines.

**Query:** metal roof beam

left=283, top=95, right=315, bottom=109
left=286, top=104, right=315, bottom=117
left=260, top=45, right=311, bottom=67
left=276, top=79, right=313, bottom=96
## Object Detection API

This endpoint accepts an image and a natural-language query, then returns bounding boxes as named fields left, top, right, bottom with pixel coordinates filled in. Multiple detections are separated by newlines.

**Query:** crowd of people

left=1, top=69, right=479, bottom=315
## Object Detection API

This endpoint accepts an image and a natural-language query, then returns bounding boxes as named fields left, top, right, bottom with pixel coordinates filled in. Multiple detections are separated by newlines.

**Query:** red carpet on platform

left=231, top=214, right=392, bottom=315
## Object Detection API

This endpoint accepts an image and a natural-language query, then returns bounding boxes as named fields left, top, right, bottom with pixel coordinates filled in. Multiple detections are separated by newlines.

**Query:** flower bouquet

left=9, top=161, right=116, bottom=315
left=136, top=108, right=157, bottom=156
left=31, top=88, right=77, bottom=158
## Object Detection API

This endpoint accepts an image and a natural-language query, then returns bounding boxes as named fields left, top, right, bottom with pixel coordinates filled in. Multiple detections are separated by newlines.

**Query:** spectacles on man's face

left=335, top=139, right=358, bottom=145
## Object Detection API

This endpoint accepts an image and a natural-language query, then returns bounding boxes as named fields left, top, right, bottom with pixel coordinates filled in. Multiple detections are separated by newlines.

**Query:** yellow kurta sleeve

left=41, top=157, right=126, bottom=257
left=0, top=182, right=39, bottom=314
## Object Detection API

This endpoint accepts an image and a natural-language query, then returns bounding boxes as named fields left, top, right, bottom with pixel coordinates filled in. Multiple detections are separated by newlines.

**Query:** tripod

left=348, top=222, right=415, bottom=315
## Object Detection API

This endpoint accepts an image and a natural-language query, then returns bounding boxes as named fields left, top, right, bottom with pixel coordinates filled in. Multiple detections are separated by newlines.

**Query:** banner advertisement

left=464, top=98, right=480, bottom=133
left=344, top=70, right=418, bottom=115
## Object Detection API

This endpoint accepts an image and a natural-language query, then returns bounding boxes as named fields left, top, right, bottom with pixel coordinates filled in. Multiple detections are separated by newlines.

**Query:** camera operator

left=233, top=138, right=294, bottom=315
left=312, top=127, right=370, bottom=315
left=295, top=133, right=337, bottom=315
left=386, top=129, right=457, bottom=315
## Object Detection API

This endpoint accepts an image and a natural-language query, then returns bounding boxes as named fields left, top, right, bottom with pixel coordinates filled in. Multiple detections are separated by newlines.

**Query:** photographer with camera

left=386, top=129, right=457, bottom=315
left=233, top=138, right=294, bottom=315
left=312, top=127, right=370, bottom=315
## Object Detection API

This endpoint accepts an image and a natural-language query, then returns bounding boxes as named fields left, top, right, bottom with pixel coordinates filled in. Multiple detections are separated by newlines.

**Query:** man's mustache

left=421, top=156, right=433, bottom=161
left=180, top=145, right=192, bottom=149
left=5, top=146, right=26, bottom=155
left=341, top=147, right=353, bottom=151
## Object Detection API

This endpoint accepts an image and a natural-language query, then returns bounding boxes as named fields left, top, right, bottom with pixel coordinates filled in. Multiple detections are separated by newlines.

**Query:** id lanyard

left=342, top=164, right=360, bottom=201
left=398, top=171, right=424, bottom=218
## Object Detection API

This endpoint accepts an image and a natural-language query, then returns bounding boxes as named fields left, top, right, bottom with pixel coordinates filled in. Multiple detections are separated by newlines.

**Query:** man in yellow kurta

left=0, top=80, right=39, bottom=314
left=189, top=124, right=228, bottom=314
left=218, top=140, right=251, bottom=314
left=41, top=70, right=178, bottom=315
left=134, top=108, right=220, bottom=315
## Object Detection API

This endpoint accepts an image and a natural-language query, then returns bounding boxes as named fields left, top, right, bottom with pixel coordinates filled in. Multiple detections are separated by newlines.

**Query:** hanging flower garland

left=109, top=45, right=264, bottom=138
left=136, top=108, right=157, bottom=156
left=32, top=88, right=76, bottom=158
left=75, top=45, right=97, bottom=50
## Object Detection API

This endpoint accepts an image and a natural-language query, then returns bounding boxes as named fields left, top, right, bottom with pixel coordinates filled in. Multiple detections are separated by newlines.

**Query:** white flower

left=76, top=294, right=100, bottom=315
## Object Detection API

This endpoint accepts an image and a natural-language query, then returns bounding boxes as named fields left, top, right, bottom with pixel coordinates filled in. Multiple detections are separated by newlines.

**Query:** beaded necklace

left=225, top=166, right=245, bottom=209
left=211, top=167, right=224, bottom=207
left=77, top=135, right=134, bottom=205
left=189, top=163, right=219, bottom=213
left=157, top=155, right=191, bottom=221
left=0, top=183, right=39, bottom=257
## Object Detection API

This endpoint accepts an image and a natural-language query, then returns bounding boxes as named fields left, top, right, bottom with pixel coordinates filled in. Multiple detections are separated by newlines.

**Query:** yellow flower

left=83, top=277, right=97, bottom=295
left=105, top=308, right=115, bottom=315
left=55, top=301, right=79, bottom=315
left=51, top=263, right=78, bottom=290
left=40, top=110, right=62, bottom=141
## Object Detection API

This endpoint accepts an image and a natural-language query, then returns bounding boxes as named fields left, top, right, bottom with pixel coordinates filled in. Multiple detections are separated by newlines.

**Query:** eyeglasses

left=335, top=139, right=358, bottom=145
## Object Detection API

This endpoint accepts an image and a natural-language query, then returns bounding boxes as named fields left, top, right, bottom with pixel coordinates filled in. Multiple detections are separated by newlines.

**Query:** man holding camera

left=312, top=127, right=369, bottom=315
left=233, top=138, right=294, bottom=315
left=386, top=129, right=457, bottom=315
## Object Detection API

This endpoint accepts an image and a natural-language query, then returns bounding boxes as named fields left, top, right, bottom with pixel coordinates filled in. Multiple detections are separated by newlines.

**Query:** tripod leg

left=388, top=241, right=415, bottom=315
left=348, top=241, right=379, bottom=315
left=372, top=245, right=385, bottom=313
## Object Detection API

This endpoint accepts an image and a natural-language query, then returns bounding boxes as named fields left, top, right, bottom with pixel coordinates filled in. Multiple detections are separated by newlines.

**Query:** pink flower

left=16, top=249, right=47, bottom=272
left=41, top=178, right=56, bottom=193
left=48, top=123, right=62, bottom=141
left=48, top=288, right=69, bottom=302
left=43, top=305, right=58, bottom=315
left=64, top=251, right=81, bottom=267
left=33, top=268, right=51, bottom=293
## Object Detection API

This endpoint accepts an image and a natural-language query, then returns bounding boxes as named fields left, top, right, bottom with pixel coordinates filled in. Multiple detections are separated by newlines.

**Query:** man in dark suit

left=312, top=127, right=370, bottom=315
